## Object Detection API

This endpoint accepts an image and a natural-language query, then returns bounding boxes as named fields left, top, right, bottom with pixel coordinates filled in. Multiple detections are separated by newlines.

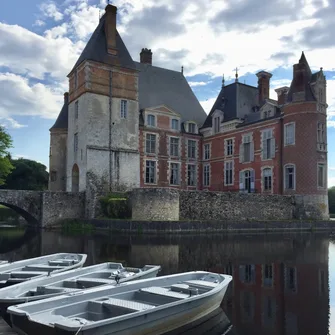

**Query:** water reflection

left=0, top=229, right=331, bottom=334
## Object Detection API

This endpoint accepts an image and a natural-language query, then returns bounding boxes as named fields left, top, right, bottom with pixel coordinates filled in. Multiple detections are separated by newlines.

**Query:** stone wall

left=131, top=188, right=179, bottom=221
left=179, top=191, right=295, bottom=221
left=41, top=192, right=86, bottom=227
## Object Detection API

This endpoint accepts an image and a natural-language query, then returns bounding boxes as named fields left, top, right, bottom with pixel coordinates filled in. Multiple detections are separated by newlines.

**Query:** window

left=120, top=100, right=127, bottom=119
left=187, top=164, right=196, bottom=186
left=170, top=137, right=179, bottom=156
left=285, top=266, right=297, bottom=292
left=145, top=134, right=156, bottom=154
left=239, top=169, right=255, bottom=193
left=239, top=264, right=255, bottom=284
left=75, top=101, right=79, bottom=119
left=284, top=123, right=295, bottom=146
left=187, top=140, right=196, bottom=159
left=50, top=171, right=57, bottom=182
left=240, top=134, right=253, bottom=163
left=317, top=122, right=326, bottom=151
left=188, top=123, right=196, bottom=134
left=224, top=161, right=233, bottom=185
left=204, top=144, right=210, bottom=160
left=263, top=168, right=272, bottom=191
left=262, top=129, right=275, bottom=160
left=170, top=163, right=180, bottom=185
left=318, top=163, right=326, bottom=188
left=203, top=164, right=210, bottom=186
left=147, top=114, right=155, bottom=127
left=225, top=139, right=233, bottom=156
left=214, top=116, right=220, bottom=133
left=74, top=133, right=78, bottom=152
left=264, top=111, right=268, bottom=118
left=262, top=296, right=276, bottom=327
left=145, top=160, right=156, bottom=184
left=284, top=164, right=295, bottom=190
left=171, top=119, right=179, bottom=130
left=263, top=264, right=273, bottom=287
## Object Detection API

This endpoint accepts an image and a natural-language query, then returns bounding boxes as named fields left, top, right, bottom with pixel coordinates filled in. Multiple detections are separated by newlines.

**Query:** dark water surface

left=0, top=228, right=333, bottom=334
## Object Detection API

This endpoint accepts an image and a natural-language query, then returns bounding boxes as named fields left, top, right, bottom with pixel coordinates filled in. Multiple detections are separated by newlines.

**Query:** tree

left=0, top=127, right=13, bottom=185
left=2, top=158, right=49, bottom=191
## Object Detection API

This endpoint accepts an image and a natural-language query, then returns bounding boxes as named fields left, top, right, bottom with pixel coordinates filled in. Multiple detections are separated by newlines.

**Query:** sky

left=1, top=0, right=335, bottom=184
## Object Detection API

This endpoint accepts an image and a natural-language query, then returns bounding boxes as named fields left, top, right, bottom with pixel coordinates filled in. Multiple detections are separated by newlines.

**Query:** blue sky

left=1, top=0, right=335, bottom=185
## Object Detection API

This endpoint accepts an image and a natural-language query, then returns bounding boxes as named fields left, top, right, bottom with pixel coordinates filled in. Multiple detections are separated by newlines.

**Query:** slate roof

left=286, top=52, right=316, bottom=102
left=69, top=13, right=136, bottom=75
left=135, top=62, right=207, bottom=126
left=201, top=82, right=258, bottom=128
left=50, top=95, right=68, bottom=130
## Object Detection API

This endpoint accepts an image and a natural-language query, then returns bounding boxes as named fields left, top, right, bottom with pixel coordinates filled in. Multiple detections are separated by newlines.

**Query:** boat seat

left=170, top=284, right=199, bottom=296
left=9, top=271, right=46, bottom=278
left=48, top=260, right=76, bottom=266
left=140, top=287, right=190, bottom=299
left=23, top=265, right=63, bottom=272
left=33, top=286, right=79, bottom=295
left=183, top=280, right=218, bottom=289
left=76, top=278, right=116, bottom=285
left=102, top=298, right=154, bottom=311
left=124, top=267, right=140, bottom=273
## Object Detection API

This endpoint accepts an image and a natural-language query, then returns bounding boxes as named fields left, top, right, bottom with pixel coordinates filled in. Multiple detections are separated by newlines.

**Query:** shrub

left=99, top=192, right=131, bottom=219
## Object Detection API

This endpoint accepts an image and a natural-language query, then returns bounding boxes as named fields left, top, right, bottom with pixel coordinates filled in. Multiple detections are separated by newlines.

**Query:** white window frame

left=204, top=143, right=210, bottom=160
left=187, top=164, right=196, bottom=186
left=169, top=137, right=180, bottom=157
left=284, top=122, right=295, bottom=146
left=203, top=164, right=210, bottom=187
left=120, top=100, right=127, bottom=119
left=145, top=133, right=156, bottom=154
left=224, top=160, right=234, bottom=186
left=187, top=122, right=197, bottom=134
left=261, top=129, right=275, bottom=160
left=169, top=162, right=180, bottom=185
left=317, top=122, right=326, bottom=151
left=240, top=133, right=254, bottom=163
left=187, top=139, right=197, bottom=159
left=284, top=163, right=296, bottom=190
left=144, top=160, right=157, bottom=184
left=171, top=118, right=180, bottom=131
left=317, top=162, right=326, bottom=188
left=147, top=114, right=155, bottom=127
left=262, top=167, right=273, bottom=192
left=225, top=138, right=234, bottom=156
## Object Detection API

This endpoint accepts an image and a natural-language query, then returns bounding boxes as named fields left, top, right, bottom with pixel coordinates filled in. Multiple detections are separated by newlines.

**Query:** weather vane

left=234, top=67, right=239, bottom=82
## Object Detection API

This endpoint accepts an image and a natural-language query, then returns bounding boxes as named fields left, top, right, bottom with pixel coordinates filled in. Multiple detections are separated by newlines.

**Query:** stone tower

left=48, top=92, right=68, bottom=191
left=282, top=52, right=328, bottom=219
left=65, top=4, right=140, bottom=193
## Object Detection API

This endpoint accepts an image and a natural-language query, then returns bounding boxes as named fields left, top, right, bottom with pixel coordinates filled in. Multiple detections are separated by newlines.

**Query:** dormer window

left=171, top=119, right=179, bottom=130
left=188, top=122, right=196, bottom=134
left=147, top=114, right=155, bottom=127
left=214, top=116, right=220, bottom=133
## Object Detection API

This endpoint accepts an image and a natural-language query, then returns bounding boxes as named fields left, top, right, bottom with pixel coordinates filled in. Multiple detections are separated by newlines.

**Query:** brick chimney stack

left=275, top=86, right=289, bottom=105
left=104, top=4, right=117, bottom=56
left=256, top=71, right=272, bottom=105
left=140, top=48, right=152, bottom=65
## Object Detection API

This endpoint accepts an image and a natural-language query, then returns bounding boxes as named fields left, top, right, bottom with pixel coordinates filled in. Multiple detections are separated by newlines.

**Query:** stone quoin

left=48, top=4, right=329, bottom=221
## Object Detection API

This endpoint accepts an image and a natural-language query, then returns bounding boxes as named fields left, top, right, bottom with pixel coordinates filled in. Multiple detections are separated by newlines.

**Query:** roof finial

left=222, top=74, right=225, bottom=88
left=181, top=66, right=184, bottom=74
left=235, top=67, right=239, bottom=83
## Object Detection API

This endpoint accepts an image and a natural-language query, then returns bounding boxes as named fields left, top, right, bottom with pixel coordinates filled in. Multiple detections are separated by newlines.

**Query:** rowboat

left=0, top=261, right=8, bottom=266
left=0, top=253, right=87, bottom=288
left=8, top=271, right=232, bottom=335
left=0, top=262, right=161, bottom=325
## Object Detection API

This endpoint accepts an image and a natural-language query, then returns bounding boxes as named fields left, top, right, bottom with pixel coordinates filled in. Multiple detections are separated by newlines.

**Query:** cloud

left=40, top=2, right=64, bottom=22
left=0, top=73, right=63, bottom=120
left=0, top=118, right=27, bottom=129
left=189, top=81, right=209, bottom=87
left=33, top=20, right=46, bottom=27
left=200, top=97, right=217, bottom=114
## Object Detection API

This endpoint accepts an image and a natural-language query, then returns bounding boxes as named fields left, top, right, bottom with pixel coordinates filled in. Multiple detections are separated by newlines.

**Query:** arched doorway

left=72, top=164, right=79, bottom=192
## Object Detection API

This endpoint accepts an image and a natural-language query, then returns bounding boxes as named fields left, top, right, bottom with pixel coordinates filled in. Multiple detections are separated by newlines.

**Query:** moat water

left=0, top=226, right=334, bottom=334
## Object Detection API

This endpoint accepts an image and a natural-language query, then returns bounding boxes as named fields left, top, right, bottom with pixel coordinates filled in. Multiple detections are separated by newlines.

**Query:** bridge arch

left=0, top=202, right=39, bottom=226
left=72, top=164, right=79, bottom=192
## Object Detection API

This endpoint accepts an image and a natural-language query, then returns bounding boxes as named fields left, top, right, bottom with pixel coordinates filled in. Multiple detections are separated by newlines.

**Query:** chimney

left=104, top=5, right=117, bottom=56
left=256, top=71, right=272, bottom=105
left=64, top=92, right=69, bottom=104
left=140, top=48, right=152, bottom=65
left=275, top=86, right=289, bottom=105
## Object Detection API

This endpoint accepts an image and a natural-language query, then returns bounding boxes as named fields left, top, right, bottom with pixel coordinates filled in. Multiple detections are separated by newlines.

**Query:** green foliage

left=329, top=187, right=335, bottom=214
left=0, top=127, right=14, bottom=185
left=2, top=158, right=49, bottom=191
left=61, top=219, right=94, bottom=234
left=99, top=192, right=131, bottom=219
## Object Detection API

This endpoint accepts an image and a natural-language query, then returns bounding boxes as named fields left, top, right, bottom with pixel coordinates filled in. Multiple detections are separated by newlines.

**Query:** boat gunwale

left=9, top=272, right=232, bottom=332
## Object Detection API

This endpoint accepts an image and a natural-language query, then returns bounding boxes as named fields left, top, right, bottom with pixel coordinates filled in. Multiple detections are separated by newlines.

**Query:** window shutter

left=271, top=138, right=276, bottom=158
left=262, top=139, right=267, bottom=160
left=250, top=141, right=254, bottom=161
left=239, top=143, right=244, bottom=163
left=239, top=171, right=244, bottom=190
left=250, top=169, right=255, bottom=191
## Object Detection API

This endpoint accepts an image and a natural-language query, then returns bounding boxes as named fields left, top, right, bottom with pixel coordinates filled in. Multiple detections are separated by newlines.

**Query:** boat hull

left=10, top=273, right=231, bottom=335
left=0, top=263, right=160, bottom=327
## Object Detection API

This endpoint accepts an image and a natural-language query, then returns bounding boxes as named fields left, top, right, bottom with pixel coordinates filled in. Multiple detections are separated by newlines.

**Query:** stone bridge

left=0, top=190, right=85, bottom=227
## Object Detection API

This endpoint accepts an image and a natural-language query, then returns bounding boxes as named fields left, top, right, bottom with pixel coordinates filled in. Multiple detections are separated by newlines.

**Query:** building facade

left=49, top=4, right=328, bottom=216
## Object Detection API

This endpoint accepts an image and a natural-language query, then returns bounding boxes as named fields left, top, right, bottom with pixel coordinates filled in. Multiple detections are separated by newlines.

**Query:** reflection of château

left=38, top=232, right=330, bottom=334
